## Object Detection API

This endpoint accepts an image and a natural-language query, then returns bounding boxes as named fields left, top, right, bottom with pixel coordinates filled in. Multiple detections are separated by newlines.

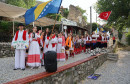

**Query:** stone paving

left=0, top=52, right=92, bottom=84
left=80, top=50, right=130, bottom=84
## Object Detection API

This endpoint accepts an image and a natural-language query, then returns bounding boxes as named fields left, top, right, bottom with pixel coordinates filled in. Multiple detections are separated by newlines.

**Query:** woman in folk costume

left=78, top=36, right=82, bottom=54
left=85, top=34, right=92, bottom=54
left=27, top=27, right=41, bottom=69
left=74, top=35, right=78, bottom=54
left=11, top=23, right=29, bottom=70
left=42, top=28, right=51, bottom=65
left=81, top=35, right=86, bottom=53
left=73, top=36, right=77, bottom=54
left=37, top=30, right=43, bottom=59
left=69, top=35, right=74, bottom=57
left=40, top=31, right=44, bottom=66
left=65, top=34, right=71, bottom=60
left=47, top=32, right=58, bottom=52
left=57, top=32, right=66, bottom=61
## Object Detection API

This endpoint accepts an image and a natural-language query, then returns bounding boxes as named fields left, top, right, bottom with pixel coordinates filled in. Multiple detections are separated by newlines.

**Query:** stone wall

left=121, top=32, right=128, bottom=45
left=0, top=42, right=14, bottom=58
left=29, top=54, right=107, bottom=84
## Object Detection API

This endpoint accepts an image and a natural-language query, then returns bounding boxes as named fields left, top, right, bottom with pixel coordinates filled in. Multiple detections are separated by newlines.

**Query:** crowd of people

left=11, top=23, right=110, bottom=70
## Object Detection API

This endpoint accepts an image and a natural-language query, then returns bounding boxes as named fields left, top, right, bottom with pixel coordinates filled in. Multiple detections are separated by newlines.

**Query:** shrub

left=126, top=32, right=130, bottom=45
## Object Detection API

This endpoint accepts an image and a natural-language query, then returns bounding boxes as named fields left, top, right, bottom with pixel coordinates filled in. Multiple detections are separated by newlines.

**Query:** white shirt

left=11, top=30, right=29, bottom=46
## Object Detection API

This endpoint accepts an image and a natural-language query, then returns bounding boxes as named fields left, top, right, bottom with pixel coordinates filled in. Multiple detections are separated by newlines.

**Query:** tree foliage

left=76, top=6, right=86, bottom=14
left=6, top=0, right=36, bottom=9
left=76, top=6, right=87, bottom=23
left=61, top=8, right=69, bottom=18
left=46, top=14, right=63, bottom=21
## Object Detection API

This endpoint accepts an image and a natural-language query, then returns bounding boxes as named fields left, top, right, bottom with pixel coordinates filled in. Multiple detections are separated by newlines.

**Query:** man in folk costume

left=57, top=32, right=66, bottom=61
left=27, top=27, right=41, bottom=69
left=11, top=23, right=29, bottom=70
left=85, top=34, right=92, bottom=54
left=91, top=32, right=97, bottom=56
left=104, top=33, right=108, bottom=52
left=101, top=33, right=105, bottom=52
left=97, top=32, right=102, bottom=53
left=74, top=35, right=80, bottom=54
left=65, top=34, right=71, bottom=60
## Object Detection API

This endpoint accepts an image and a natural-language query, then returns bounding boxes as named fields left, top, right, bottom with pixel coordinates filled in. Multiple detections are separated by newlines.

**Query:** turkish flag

left=99, top=11, right=111, bottom=20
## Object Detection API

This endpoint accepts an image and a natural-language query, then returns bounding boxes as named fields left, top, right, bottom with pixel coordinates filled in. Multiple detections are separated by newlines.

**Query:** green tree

left=6, top=0, right=36, bottom=8
left=76, top=6, right=86, bottom=14
left=46, top=14, right=63, bottom=21
left=76, top=6, right=87, bottom=23
left=92, top=23, right=98, bottom=32
left=62, top=8, right=69, bottom=18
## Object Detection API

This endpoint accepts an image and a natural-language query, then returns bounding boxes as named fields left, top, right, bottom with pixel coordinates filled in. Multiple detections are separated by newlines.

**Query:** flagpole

left=107, top=11, right=112, bottom=20
left=52, top=14, right=58, bottom=32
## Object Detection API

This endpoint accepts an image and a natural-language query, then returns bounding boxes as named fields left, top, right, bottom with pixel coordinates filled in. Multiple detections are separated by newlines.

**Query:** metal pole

left=96, top=13, right=97, bottom=23
left=13, top=18, right=15, bottom=36
left=62, top=21, right=63, bottom=32
left=33, top=22, right=34, bottom=27
left=90, top=6, right=92, bottom=34
left=41, top=26, right=42, bottom=31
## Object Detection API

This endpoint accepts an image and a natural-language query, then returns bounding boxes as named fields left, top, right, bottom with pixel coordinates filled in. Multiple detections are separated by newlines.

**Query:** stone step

left=108, top=55, right=118, bottom=57
left=107, top=58, right=118, bottom=61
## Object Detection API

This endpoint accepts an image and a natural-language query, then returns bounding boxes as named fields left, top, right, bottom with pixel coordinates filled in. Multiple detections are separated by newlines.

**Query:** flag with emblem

left=25, top=0, right=62, bottom=25
left=96, top=27, right=99, bottom=34
left=98, top=11, right=111, bottom=20
left=100, top=27, right=104, bottom=32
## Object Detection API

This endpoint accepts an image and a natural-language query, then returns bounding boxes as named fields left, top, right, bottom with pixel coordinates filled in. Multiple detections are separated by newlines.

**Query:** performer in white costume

left=27, top=27, right=41, bottom=69
left=11, top=23, right=29, bottom=70
left=57, top=32, right=66, bottom=61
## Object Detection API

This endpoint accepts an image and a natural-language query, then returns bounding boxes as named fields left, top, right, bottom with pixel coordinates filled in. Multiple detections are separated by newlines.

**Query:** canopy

left=0, top=2, right=27, bottom=18
left=14, top=16, right=61, bottom=27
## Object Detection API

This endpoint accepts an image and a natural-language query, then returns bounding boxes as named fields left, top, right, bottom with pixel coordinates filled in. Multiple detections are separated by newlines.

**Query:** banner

left=12, top=41, right=28, bottom=49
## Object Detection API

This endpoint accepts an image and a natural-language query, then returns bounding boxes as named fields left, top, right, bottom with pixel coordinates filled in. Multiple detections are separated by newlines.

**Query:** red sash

left=15, top=30, right=26, bottom=41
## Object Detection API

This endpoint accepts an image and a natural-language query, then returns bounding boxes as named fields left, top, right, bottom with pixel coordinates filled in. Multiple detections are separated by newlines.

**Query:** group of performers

left=11, top=23, right=110, bottom=70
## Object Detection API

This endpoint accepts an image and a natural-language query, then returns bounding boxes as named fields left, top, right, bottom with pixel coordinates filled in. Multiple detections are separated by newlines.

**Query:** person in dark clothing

left=113, top=36, right=116, bottom=45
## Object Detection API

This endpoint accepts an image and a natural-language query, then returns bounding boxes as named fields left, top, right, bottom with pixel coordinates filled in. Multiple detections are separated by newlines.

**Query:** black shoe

left=21, top=68, right=25, bottom=71
left=13, top=68, right=18, bottom=70
left=41, top=65, right=44, bottom=66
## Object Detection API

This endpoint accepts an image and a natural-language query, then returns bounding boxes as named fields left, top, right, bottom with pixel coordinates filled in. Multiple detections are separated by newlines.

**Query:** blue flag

left=25, top=0, right=62, bottom=25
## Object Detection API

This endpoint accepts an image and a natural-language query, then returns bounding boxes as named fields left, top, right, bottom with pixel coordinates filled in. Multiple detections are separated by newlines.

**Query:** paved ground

left=80, top=50, right=130, bottom=84
left=0, top=52, right=92, bottom=84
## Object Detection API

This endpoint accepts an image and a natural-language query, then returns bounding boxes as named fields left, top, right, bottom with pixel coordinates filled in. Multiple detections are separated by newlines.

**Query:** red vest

left=52, top=35, right=56, bottom=48
left=15, top=30, right=26, bottom=41
left=46, top=37, right=49, bottom=48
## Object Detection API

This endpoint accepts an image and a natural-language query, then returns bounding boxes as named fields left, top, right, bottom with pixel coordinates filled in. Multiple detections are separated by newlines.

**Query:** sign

left=64, top=26, right=67, bottom=29
left=61, top=18, right=77, bottom=26
left=12, top=41, right=28, bottom=49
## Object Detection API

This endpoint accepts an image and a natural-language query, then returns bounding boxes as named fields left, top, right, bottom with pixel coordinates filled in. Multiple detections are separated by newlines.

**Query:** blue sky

left=37, top=0, right=106, bottom=25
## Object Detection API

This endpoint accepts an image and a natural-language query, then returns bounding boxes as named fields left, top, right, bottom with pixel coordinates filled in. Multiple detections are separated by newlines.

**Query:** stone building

left=67, top=5, right=86, bottom=28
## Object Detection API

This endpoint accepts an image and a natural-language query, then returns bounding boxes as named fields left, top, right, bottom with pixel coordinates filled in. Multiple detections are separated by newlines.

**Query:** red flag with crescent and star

left=99, top=11, right=111, bottom=20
